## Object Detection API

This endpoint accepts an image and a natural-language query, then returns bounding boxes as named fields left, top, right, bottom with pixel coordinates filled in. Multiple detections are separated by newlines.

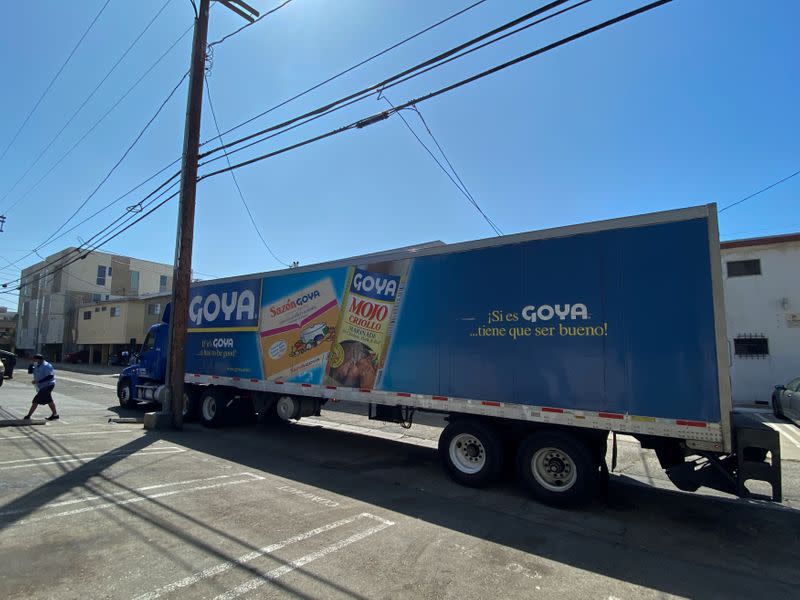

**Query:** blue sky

left=0, top=0, right=797, bottom=309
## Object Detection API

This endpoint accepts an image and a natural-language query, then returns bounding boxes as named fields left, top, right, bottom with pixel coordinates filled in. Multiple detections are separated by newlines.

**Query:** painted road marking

left=55, top=375, right=118, bottom=390
left=0, top=429, right=141, bottom=441
left=0, top=447, right=184, bottom=470
left=213, top=516, right=395, bottom=600
left=133, top=513, right=394, bottom=600
left=0, top=474, right=253, bottom=518
left=276, top=484, right=340, bottom=508
left=754, top=414, right=800, bottom=449
left=2, top=474, right=266, bottom=527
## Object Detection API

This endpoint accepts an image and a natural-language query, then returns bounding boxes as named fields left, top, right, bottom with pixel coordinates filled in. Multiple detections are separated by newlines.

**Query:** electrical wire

left=204, top=76, right=292, bottom=267
left=200, top=0, right=572, bottom=161
left=0, top=0, right=113, bottom=161
left=2, top=23, right=194, bottom=216
left=200, top=0, right=672, bottom=181
left=3, top=0, right=672, bottom=292
left=0, top=0, right=176, bottom=210
left=208, top=0, right=294, bottom=48
left=719, top=168, right=800, bottom=213
left=203, top=0, right=491, bottom=144
left=4, top=0, right=491, bottom=277
left=383, top=96, right=502, bottom=236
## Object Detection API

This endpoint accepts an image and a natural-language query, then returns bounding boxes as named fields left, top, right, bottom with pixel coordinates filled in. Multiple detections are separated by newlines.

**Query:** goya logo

left=188, top=280, right=260, bottom=328
left=521, top=304, right=588, bottom=323
left=213, top=338, right=234, bottom=349
left=350, top=269, right=400, bottom=302
left=269, top=289, right=321, bottom=317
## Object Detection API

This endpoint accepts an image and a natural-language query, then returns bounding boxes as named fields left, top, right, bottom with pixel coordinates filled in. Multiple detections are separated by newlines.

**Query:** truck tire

left=182, top=387, right=199, bottom=422
left=200, top=390, right=226, bottom=428
left=438, top=419, right=504, bottom=487
left=117, top=378, right=137, bottom=409
left=516, top=431, right=599, bottom=507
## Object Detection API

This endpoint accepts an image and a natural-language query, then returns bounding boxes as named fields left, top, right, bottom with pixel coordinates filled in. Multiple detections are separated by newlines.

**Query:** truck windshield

left=141, top=331, right=156, bottom=353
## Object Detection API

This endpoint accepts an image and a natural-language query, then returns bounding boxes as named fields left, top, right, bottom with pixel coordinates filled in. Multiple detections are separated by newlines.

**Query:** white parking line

left=214, top=518, right=395, bottom=600
left=0, top=447, right=184, bottom=470
left=5, top=474, right=266, bottom=527
left=0, top=473, right=252, bottom=517
left=133, top=513, right=394, bottom=600
left=754, top=414, right=800, bottom=449
left=0, top=429, right=141, bottom=441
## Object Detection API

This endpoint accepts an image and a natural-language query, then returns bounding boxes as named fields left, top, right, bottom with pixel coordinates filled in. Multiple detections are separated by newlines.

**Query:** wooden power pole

left=161, top=0, right=259, bottom=430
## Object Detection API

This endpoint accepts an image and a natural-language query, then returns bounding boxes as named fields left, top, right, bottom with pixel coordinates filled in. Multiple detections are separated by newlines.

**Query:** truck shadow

left=156, top=421, right=800, bottom=598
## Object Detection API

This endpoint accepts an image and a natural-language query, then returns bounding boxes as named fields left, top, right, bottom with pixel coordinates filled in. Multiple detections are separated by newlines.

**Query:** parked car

left=108, top=351, right=131, bottom=366
left=65, top=349, right=90, bottom=364
left=773, top=377, right=800, bottom=424
left=0, top=350, right=16, bottom=379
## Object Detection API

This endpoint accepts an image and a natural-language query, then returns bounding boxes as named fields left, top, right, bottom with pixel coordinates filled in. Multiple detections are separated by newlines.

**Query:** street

left=1, top=369, right=799, bottom=599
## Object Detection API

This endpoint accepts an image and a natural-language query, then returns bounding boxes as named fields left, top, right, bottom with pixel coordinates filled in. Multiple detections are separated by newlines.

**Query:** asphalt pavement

left=0, top=369, right=799, bottom=599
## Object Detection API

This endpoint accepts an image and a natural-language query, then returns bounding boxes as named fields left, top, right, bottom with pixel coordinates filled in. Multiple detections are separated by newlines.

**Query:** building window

left=734, top=336, right=769, bottom=358
left=101, top=306, right=107, bottom=311
left=727, top=259, right=761, bottom=278
left=159, top=275, right=168, bottom=292
left=130, top=271, right=140, bottom=294
left=108, top=267, right=112, bottom=276
left=92, top=293, right=102, bottom=302
left=97, top=265, right=107, bottom=286
left=110, top=307, right=120, bottom=317
left=95, top=307, right=100, bottom=313
left=83, top=311, right=92, bottom=320
left=147, top=303, right=161, bottom=315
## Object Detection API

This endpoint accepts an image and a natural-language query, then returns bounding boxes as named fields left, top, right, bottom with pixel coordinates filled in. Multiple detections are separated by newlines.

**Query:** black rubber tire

left=117, top=378, right=137, bottom=409
left=0, top=376, right=4, bottom=387
left=199, top=389, right=226, bottom=428
left=438, top=419, right=504, bottom=488
left=516, top=431, right=599, bottom=508
left=182, top=386, right=200, bottom=422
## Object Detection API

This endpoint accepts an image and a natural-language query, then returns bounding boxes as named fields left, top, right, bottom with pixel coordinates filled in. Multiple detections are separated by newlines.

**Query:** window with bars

left=727, top=259, right=761, bottom=277
left=734, top=336, right=769, bottom=358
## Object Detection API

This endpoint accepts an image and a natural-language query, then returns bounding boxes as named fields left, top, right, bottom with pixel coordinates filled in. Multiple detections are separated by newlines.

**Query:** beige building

left=75, top=293, right=171, bottom=364
left=0, top=307, right=17, bottom=352
left=16, top=248, right=173, bottom=360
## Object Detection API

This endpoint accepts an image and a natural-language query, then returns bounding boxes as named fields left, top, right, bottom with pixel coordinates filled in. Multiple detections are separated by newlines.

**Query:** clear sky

left=0, top=0, right=797, bottom=310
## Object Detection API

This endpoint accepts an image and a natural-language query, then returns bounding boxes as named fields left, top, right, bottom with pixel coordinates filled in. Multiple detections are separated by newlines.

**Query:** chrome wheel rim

left=531, top=447, right=577, bottom=492
left=449, top=433, right=486, bottom=474
left=202, top=396, right=217, bottom=421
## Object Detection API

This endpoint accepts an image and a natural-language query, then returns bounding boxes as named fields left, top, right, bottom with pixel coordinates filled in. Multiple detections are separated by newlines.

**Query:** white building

left=16, top=248, right=174, bottom=361
left=721, top=233, right=800, bottom=407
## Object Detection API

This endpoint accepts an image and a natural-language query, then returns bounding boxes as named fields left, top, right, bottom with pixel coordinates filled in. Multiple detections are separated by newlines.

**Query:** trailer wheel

left=438, top=419, right=503, bottom=487
left=182, top=387, right=199, bottom=422
left=200, top=390, right=226, bottom=428
left=117, top=378, right=137, bottom=409
left=517, top=431, right=599, bottom=507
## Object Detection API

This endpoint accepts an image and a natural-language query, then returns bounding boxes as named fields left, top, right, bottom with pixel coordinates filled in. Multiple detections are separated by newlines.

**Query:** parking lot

left=1, top=370, right=800, bottom=599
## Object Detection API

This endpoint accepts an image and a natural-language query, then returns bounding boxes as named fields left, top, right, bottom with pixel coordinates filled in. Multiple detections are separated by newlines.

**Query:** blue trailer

left=118, top=204, right=781, bottom=506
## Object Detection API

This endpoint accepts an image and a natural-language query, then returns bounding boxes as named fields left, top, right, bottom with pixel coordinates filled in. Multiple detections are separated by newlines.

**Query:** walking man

left=23, top=354, right=59, bottom=421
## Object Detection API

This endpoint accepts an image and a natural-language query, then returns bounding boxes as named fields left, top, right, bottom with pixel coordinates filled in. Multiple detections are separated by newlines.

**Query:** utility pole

left=156, top=0, right=259, bottom=430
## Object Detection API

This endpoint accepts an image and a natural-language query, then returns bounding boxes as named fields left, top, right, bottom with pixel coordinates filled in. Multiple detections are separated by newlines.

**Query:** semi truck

left=117, top=204, right=781, bottom=506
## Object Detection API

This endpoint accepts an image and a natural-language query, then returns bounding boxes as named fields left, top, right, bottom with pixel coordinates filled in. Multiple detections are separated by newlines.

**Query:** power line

left=204, top=76, right=292, bottom=267
left=201, top=0, right=573, bottom=161
left=0, top=0, right=113, bottom=161
left=3, top=0, right=673, bottom=293
left=202, top=0, right=490, bottom=144
left=35, top=70, right=189, bottom=251
left=207, top=0, right=295, bottom=48
left=2, top=22, right=194, bottom=216
left=719, top=168, right=800, bottom=213
left=382, top=96, right=502, bottom=236
left=200, top=0, right=663, bottom=180
left=199, top=0, right=593, bottom=173
left=0, top=0, right=175, bottom=209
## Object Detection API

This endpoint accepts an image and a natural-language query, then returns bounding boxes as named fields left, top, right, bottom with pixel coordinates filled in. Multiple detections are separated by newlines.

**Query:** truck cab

left=117, top=321, right=169, bottom=408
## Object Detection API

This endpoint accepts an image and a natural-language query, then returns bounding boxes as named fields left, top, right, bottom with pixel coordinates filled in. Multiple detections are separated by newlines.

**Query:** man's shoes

left=22, top=415, right=31, bottom=420
left=46, top=414, right=59, bottom=421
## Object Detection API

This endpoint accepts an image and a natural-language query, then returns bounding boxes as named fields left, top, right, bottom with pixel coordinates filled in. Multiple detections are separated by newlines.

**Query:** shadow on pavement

left=154, top=421, right=800, bottom=599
